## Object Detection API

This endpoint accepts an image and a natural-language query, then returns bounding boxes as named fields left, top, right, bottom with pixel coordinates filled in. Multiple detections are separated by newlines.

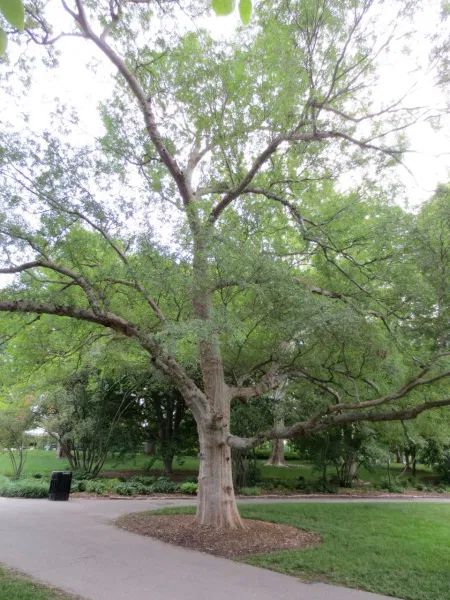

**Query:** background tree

left=38, top=370, right=143, bottom=477
left=0, top=400, right=35, bottom=479
left=132, top=371, right=198, bottom=476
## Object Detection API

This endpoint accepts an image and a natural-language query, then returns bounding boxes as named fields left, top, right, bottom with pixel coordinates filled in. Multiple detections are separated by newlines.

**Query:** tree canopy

left=0, top=0, right=449, bottom=528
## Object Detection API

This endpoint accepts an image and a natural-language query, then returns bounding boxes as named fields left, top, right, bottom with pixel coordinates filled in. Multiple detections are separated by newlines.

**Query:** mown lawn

left=154, top=503, right=450, bottom=600
left=0, top=565, right=76, bottom=600
left=244, top=503, right=450, bottom=600
left=0, top=450, right=199, bottom=478
left=0, top=450, right=436, bottom=492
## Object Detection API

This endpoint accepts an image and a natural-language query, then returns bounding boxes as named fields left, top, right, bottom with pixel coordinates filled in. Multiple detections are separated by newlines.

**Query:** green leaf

left=0, top=27, right=6, bottom=56
left=212, top=0, right=235, bottom=17
left=0, top=0, right=25, bottom=32
left=239, top=0, right=252, bottom=25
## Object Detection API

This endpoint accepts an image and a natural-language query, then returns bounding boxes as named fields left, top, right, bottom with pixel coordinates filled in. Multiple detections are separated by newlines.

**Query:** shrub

left=117, top=480, right=152, bottom=495
left=130, top=475, right=156, bottom=486
left=261, top=478, right=297, bottom=491
left=75, top=480, right=87, bottom=492
left=84, top=480, right=108, bottom=495
left=253, top=446, right=271, bottom=460
left=239, top=486, right=262, bottom=496
left=179, top=482, right=198, bottom=495
left=182, top=475, right=198, bottom=484
left=149, top=477, right=179, bottom=493
left=378, top=478, right=405, bottom=493
left=0, top=478, right=49, bottom=498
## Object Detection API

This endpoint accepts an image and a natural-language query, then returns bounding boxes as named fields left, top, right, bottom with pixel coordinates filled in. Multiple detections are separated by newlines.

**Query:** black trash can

left=48, top=471, right=72, bottom=501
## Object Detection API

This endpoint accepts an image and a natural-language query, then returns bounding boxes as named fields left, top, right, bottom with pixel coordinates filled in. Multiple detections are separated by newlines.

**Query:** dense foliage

left=0, top=0, right=448, bottom=526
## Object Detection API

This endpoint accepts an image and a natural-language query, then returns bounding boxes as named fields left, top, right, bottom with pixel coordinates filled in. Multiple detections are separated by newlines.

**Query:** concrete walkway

left=0, top=496, right=436, bottom=600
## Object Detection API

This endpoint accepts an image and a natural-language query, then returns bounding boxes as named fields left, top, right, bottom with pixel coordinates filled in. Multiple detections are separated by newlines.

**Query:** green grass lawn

left=0, top=565, right=77, bottom=600
left=153, top=503, right=450, bottom=600
left=0, top=450, right=437, bottom=494
left=0, top=450, right=199, bottom=478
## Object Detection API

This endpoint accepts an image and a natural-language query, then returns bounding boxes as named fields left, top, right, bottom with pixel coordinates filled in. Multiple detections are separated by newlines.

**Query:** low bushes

left=115, top=482, right=149, bottom=496
left=178, top=481, right=198, bottom=495
left=0, top=477, right=48, bottom=498
left=150, top=477, right=179, bottom=493
left=251, top=476, right=338, bottom=495
left=129, top=475, right=157, bottom=486
left=239, top=486, right=262, bottom=496
left=74, top=475, right=191, bottom=496
left=376, top=478, right=406, bottom=494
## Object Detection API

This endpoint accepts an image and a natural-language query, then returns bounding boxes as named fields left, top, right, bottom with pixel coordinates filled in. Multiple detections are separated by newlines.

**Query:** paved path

left=2, top=496, right=442, bottom=600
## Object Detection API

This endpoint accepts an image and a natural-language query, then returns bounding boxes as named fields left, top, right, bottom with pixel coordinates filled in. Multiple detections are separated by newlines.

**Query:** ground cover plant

left=0, top=564, right=78, bottom=600
left=126, top=503, right=450, bottom=600
left=0, top=476, right=48, bottom=498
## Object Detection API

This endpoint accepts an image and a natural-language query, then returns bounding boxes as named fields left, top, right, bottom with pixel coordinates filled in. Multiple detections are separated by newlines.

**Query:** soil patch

left=116, top=513, right=321, bottom=558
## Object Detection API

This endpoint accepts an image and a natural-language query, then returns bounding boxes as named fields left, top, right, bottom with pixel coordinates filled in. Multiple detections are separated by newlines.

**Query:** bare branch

left=228, top=396, right=450, bottom=450
left=208, top=128, right=403, bottom=223
left=229, top=369, right=281, bottom=402
left=65, top=0, right=192, bottom=205
left=0, top=259, right=103, bottom=315
left=328, top=363, right=450, bottom=415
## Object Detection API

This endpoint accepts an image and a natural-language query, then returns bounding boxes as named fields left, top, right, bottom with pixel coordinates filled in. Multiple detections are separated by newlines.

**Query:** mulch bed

left=116, top=513, right=321, bottom=558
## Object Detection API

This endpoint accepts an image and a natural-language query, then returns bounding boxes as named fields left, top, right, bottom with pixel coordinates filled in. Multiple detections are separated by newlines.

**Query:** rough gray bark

left=266, top=438, right=286, bottom=467
left=197, top=424, right=243, bottom=529
left=265, top=382, right=288, bottom=467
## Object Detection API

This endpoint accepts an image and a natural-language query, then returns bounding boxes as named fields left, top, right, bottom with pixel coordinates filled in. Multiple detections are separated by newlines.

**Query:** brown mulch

left=116, top=513, right=321, bottom=558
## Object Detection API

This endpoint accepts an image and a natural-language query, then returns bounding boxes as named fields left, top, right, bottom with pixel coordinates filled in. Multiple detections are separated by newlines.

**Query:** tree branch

left=67, top=0, right=192, bottom=205
left=0, top=259, right=103, bottom=315
left=228, top=397, right=450, bottom=449
left=0, top=299, right=208, bottom=415
left=208, top=128, right=403, bottom=223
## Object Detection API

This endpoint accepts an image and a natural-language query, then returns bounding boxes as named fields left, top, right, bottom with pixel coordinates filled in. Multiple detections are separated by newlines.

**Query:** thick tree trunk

left=339, top=458, right=358, bottom=487
left=143, top=441, right=155, bottom=455
left=196, top=424, right=243, bottom=529
left=162, top=453, right=174, bottom=476
left=266, top=438, right=286, bottom=466
left=404, top=452, right=411, bottom=471
left=265, top=384, right=287, bottom=467
left=190, top=226, right=243, bottom=528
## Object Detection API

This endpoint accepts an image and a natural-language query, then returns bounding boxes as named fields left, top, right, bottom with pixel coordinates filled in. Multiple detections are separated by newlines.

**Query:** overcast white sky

left=2, top=0, right=449, bottom=210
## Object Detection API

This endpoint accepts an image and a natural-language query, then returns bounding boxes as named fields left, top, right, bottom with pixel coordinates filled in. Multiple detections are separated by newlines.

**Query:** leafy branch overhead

left=212, top=0, right=252, bottom=25
left=0, top=0, right=24, bottom=55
